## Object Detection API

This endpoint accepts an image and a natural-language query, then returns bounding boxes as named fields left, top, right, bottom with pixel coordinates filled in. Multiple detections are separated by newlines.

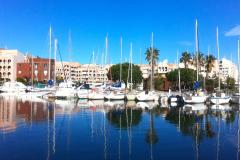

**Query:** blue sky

left=0, top=0, right=240, bottom=64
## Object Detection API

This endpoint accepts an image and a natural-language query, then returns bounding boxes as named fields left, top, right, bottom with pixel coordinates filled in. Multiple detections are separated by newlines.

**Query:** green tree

left=107, top=63, right=143, bottom=87
left=226, top=76, right=235, bottom=91
left=166, top=68, right=201, bottom=90
left=180, top=51, right=192, bottom=68
left=154, top=74, right=164, bottom=91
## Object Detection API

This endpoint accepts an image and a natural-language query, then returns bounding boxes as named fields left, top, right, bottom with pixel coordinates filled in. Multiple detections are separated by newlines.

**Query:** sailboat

left=231, top=40, right=240, bottom=104
left=210, top=27, right=231, bottom=105
left=167, top=51, right=184, bottom=106
left=126, top=43, right=138, bottom=101
left=136, top=32, right=158, bottom=102
left=104, top=36, right=125, bottom=101
left=183, top=20, right=207, bottom=104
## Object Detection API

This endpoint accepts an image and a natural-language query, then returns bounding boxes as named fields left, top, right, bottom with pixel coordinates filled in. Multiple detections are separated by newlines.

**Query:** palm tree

left=145, top=47, right=159, bottom=90
left=192, top=52, right=206, bottom=73
left=180, top=51, right=192, bottom=68
left=145, top=47, right=159, bottom=66
left=205, top=54, right=216, bottom=78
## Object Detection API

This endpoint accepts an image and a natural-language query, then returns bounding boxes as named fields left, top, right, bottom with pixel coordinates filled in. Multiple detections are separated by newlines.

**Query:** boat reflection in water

left=0, top=95, right=240, bottom=159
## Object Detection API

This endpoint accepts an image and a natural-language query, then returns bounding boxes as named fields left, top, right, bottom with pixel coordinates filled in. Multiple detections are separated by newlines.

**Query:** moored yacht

left=183, top=90, right=207, bottom=104
left=209, top=27, right=231, bottom=105
left=0, top=81, right=28, bottom=93
left=55, top=81, right=77, bottom=99
left=210, top=92, right=231, bottom=105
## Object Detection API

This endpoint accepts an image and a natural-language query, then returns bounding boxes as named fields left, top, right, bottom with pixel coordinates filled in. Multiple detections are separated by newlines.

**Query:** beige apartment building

left=55, top=62, right=110, bottom=83
left=0, top=49, right=25, bottom=81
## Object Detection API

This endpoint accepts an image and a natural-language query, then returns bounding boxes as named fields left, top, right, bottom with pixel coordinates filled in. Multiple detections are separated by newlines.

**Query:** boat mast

left=195, top=19, right=199, bottom=82
left=54, top=39, right=58, bottom=83
left=150, top=32, right=154, bottom=91
left=130, top=43, right=133, bottom=91
left=32, top=55, right=34, bottom=87
left=177, top=51, right=181, bottom=94
left=216, top=27, right=221, bottom=91
left=68, top=30, right=72, bottom=81
left=120, top=36, right=123, bottom=82
left=238, top=39, right=240, bottom=95
left=105, top=34, right=108, bottom=65
left=48, top=26, right=52, bottom=81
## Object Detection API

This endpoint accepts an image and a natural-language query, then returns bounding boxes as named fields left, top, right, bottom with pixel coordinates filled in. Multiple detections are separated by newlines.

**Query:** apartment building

left=17, top=56, right=55, bottom=82
left=55, top=62, right=81, bottom=81
left=0, top=49, right=25, bottom=81
left=55, top=62, right=110, bottom=83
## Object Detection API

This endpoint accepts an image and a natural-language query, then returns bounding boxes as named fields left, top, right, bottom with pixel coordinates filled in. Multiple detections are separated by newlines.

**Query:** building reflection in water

left=0, top=95, right=54, bottom=133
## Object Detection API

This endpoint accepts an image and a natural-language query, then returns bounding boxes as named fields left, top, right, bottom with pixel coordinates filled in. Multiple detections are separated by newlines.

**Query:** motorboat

left=0, top=81, right=28, bottom=93
left=136, top=91, right=158, bottom=101
left=55, top=81, right=77, bottom=99
left=76, top=83, right=91, bottom=99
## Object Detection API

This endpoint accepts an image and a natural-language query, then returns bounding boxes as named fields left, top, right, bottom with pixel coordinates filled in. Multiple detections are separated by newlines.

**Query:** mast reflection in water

left=0, top=95, right=240, bottom=160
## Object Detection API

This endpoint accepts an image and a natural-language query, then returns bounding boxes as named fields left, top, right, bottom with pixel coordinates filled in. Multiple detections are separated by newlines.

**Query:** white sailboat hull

left=104, top=92, right=125, bottom=100
left=136, top=91, right=158, bottom=101
left=210, top=97, right=231, bottom=104
left=184, top=96, right=207, bottom=104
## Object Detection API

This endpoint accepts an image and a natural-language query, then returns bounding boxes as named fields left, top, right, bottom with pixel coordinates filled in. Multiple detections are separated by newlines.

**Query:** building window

left=8, top=59, right=11, bottom=63
left=43, top=64, right=47, bottom=69
left=18, top=71, right=22, bottom=74
left=34, top=63, right=38, bottom=69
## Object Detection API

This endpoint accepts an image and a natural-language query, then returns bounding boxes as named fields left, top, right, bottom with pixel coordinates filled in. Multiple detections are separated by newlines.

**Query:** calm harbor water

left=0, top=95, right=240, bottom=160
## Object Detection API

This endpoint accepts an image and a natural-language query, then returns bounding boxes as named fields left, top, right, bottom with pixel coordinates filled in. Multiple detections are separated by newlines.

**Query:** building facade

left=17, top=56, right=55, bottom=82
left=0, top=49, right=25, bottom=81
left=55, top=62, right=110, bottom=83
left=55, top=62, right=81, bottom=81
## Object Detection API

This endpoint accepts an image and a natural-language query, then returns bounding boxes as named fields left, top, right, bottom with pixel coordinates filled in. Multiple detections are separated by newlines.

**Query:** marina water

left=0, top=95, right=240, bottom=160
